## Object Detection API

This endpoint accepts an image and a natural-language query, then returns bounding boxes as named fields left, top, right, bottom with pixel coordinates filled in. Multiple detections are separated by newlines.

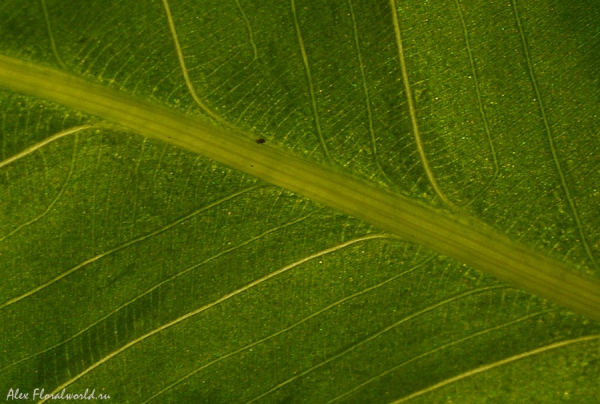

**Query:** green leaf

left=1, top=0, right=599, bottom=402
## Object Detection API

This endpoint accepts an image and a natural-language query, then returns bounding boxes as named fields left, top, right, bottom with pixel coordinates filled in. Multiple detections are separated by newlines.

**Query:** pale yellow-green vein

left=36, top=234, right=388, bottom=402
left=0, top=55, right=599, bottom=322
left=391, top=334, right=600, bottom=403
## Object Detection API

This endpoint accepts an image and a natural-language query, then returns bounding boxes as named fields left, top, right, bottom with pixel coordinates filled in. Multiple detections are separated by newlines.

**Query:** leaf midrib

left=1, top=54, right=599, bottom=321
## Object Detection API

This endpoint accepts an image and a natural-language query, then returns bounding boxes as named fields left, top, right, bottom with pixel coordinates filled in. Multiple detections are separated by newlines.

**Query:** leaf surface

left=1, top=0, right=599, bottom=402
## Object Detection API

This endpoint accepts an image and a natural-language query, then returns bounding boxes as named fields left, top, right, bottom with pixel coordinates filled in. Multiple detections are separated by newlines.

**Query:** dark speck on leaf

left=256, top=138, right=266, bottom=144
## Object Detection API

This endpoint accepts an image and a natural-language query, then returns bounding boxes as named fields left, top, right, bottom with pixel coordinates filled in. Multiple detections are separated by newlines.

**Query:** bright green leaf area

left=1, top=0, right=599, bottom=403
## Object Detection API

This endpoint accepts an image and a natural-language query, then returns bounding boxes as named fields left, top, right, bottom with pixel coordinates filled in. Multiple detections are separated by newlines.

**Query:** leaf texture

left=1, top=0, right=599, bottom=402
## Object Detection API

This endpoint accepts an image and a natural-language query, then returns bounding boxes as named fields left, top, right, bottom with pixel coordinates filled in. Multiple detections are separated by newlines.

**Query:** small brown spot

left=255, top=138, right=266, bottom=144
